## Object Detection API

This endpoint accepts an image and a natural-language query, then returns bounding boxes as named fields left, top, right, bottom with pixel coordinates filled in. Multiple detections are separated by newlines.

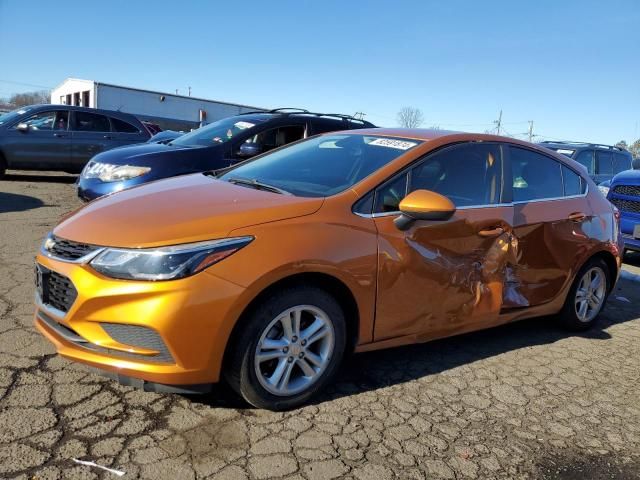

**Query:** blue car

left=607, top=168, right=640, bottom=253
left=77, top=109, right=375, bottom=201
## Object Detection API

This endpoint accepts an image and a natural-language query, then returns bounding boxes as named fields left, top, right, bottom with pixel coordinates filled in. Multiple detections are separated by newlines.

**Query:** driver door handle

left=478, top=227, right=505, bottom=237
left=54, top=133, right=67, bottom=138
left=103, top=135, right=113, bottom=140
left=568, top=212, right=587, bottom=222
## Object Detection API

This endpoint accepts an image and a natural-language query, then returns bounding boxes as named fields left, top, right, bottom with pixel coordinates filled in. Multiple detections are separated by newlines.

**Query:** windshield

left=170, top=116, right=268, bottom=147
left=219, top=134, right=422, bottom=197
left=0, top=106, right=34, bottom=126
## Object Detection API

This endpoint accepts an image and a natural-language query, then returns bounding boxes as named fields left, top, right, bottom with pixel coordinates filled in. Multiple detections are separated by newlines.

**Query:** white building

left=51, top=78, right=264, bottom=130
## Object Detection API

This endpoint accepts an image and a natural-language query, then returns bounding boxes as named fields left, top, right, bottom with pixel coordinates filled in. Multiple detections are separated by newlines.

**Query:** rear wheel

left=559, top=258, right=610, bottom=331
left=225, top=286, right=346, bottom=410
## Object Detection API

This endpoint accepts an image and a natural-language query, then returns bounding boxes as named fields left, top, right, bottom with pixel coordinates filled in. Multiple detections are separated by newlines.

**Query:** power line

left=0, top=79, right=53, bottom=90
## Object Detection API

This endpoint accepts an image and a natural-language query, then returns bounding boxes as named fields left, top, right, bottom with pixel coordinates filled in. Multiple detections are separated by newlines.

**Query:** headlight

left=99, top=165, right=151, bottom=182
left=90, top=237, right=253, bottom=281
left=598, top=185, right=610, bottom=197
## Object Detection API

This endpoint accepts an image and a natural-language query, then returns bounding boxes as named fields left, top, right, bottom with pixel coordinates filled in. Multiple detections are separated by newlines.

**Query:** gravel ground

left=1, top=171, right=639, bottom=480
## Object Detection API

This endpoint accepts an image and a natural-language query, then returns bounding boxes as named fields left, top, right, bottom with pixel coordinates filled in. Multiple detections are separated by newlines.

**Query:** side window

left=574, top=150, right=593, bottom=173
left=246, top=125, right=305, bottom=153
left=73, top=112, right=111, bottom=132
left=410, top=143, right=503, bottom=207
left=374, top=173, right=408, bottom=213
left=15, top=111, right=68, bottom=131
left=111, top=117, right=140, bottom=133
left=612, top=152, right=631, bottom=174
left=562, top=165, right=586, bottom=196
left=595, top=150, right=612, bottom=175
left=511, top=147, right=563, bottom=202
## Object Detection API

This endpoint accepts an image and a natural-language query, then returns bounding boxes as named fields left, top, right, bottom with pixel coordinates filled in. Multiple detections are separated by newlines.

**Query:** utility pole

left=527, top=120, right=534, bottom=142
left=188, top=86, right=192, bottom=97
left=494, top=110, right=502, bottom=135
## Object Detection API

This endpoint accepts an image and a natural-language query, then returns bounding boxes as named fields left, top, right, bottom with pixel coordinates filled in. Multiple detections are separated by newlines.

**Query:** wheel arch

left=585, top=249, right=619, bottom=292
left=222, top=272, right=360, bottom=371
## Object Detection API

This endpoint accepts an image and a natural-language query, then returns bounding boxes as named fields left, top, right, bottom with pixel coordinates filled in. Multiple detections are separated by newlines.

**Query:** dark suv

left=538, top=141, right=633, bottom=185
left=0, top=104, right=151, bottom=178
left=76, top=109, right=376, bottom=201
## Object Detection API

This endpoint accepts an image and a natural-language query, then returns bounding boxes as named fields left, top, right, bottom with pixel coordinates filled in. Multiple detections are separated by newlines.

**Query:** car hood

left=91, top=142, right=212, bottom=166
left=55, top=174, right=324, bottom=248
left=611, top=169, right=640, bottom=184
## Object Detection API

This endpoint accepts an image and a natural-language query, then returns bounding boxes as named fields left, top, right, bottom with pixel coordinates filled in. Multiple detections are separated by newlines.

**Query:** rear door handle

left=478, top=227, right=505, bottom=237
left=568, top=212, right=587, bottom=222
left=54, top=133, right=67, bottom=138
left=103, top=135, right=112, bottom=140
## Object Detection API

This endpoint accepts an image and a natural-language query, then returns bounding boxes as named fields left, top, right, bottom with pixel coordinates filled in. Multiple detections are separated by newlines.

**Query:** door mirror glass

left=16, top=122, right=29, bottom=132
left=395, top=189, right=456, bottom=230
left=239, top=142, right=262, bottom=158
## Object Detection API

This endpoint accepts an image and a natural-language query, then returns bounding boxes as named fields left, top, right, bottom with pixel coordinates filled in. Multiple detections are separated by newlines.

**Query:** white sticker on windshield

left=369, top=138, right=417, bottom=150
left=234, top=121, right=255, bottom=130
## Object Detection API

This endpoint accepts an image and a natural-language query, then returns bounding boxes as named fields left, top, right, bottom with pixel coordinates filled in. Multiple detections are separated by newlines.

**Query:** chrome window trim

left=512, top=184, right=589, bottom=205
left=40, top=244, right=105, bottom=264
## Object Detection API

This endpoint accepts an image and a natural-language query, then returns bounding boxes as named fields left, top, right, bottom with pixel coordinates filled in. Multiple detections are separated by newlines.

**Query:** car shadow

left=2, top=172, right=77, bottom=184
left=0, top=192, right=45, bottom=213
left=189, top=275, right=640, bottom=410
left=624, top=250, right=640, bottom=267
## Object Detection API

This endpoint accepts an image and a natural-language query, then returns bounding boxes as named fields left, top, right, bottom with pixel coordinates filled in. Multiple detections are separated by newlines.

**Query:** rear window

left=73, top=112, right=110, bottom=132
left=613, top=152, right=631, bottom=174
left=111, top=117, right=140, bottom=133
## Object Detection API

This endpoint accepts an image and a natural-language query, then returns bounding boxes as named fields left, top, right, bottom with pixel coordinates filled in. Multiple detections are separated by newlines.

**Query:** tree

left=629, top=138, right=640, bottom=159
left=8, top=90, right=50, bottom=107
left=397, top=107, right=424, bottom=128
left=615, top=140, right=628, bottom=150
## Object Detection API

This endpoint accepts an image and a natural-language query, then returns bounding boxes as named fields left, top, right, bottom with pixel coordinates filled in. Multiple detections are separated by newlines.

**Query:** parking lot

left=0, top=173, right=639, bottom=479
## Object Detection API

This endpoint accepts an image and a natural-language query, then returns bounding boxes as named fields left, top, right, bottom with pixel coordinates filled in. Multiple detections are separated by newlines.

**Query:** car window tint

left=511, top=147, right=563, bottom=202
left=574, top=150, right=593, bottom=173
left=111, top=117, right=139, bottom=133
left=245, top=126, right=305, bottom=153
left=374, top=173, right=408, bottom=213
left=562, top=165, right=585, bottom=196
left=73, top=112, right=110, bottom=132
left=409, top=143, right=503, bottom=207
left=595, top=151, right=612, bottom=175
left=18, top=111, right=56, bottom=130
left=612, top=152, right=631, bottom=174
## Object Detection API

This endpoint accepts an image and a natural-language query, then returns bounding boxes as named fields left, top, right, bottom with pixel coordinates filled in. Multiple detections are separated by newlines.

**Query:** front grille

left=100, top=323, right=174, bottom=363
left=48, top=235, right=100, bottom=261
left=610, top=198, right=640, bottom=214
left=38, top=267, right=78, bottom=313
left=613, top=185, right=640, bottom=197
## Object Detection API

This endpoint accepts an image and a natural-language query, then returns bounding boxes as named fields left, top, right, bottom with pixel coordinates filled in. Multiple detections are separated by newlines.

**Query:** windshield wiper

left=226, top=177, right=292, bottom=195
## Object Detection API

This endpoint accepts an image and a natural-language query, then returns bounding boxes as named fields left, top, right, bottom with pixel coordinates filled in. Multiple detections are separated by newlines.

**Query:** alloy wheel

left=254, top=305, right=335, bottom=396
left=574, top=266, right=607, bottom=323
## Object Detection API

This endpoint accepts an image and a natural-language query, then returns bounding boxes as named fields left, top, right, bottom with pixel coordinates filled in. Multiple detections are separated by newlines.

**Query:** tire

left=0, top=154, right=6, bottom=179
left=559, top=257, right=611, bottom=331
left=225, top=286, right=347, bottom=410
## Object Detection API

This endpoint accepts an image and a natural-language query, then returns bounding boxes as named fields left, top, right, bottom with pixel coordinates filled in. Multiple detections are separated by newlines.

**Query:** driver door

left=372, top=142, right=514, bottom=342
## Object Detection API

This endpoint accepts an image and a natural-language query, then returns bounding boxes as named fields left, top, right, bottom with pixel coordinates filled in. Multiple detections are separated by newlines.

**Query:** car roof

left=27, top=104, right=140, bottom=120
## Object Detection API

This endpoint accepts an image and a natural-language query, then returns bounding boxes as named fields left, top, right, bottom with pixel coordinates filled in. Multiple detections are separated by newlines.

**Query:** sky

left=0, top=0, right=638, bottom=145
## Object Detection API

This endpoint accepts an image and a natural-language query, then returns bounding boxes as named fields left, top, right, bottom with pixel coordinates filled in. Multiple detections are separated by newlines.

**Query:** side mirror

left=16, top=123, right=29, bottom=132
left=238, top=142, right=262, bottom=158
left=394, top=189, right=456, bottom=230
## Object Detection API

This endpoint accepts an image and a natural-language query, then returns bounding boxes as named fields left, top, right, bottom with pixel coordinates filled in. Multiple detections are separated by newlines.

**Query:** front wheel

left=559, top=258, right=610, bottom=331
left=225, top=286, right=346, bottom=410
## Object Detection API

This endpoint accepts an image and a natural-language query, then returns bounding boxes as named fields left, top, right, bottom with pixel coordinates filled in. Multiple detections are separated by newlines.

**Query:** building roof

left=53, top=77, right=265, bottom=111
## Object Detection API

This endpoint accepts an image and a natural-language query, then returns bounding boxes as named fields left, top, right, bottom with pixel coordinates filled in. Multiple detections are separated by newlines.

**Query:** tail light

left=613, top=205, right=621, bottom=223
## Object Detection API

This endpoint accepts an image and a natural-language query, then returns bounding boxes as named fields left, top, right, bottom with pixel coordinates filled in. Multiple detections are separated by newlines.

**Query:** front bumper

left=34, top=253, right=245, bottom=386
left=620, top=212, right=640, bottom=252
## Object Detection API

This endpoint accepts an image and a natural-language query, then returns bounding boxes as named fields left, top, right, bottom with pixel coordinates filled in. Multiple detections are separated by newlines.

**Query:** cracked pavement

left=1, top=172, right=639, bottom=479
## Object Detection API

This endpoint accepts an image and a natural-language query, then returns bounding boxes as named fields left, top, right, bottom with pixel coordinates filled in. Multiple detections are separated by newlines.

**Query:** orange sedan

left=34, top=129, right=623, bottom=410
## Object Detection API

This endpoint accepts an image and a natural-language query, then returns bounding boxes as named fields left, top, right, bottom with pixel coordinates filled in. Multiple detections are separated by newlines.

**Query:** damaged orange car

left=35, top=129, right=623, bottom=410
